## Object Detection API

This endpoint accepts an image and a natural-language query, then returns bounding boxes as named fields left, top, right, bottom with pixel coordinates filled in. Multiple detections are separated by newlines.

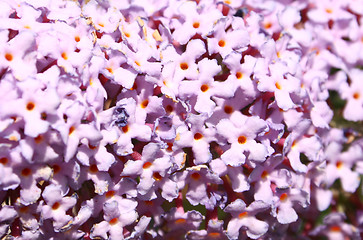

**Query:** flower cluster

left=1, top=0, right=363, bottom=239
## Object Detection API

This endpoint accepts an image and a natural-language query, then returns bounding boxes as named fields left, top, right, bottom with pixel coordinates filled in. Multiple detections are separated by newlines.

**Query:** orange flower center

left=5, top=53, right=13, bottom=61
left=200, top=84, right=209, bottom=92
left=238, top=211, right=248, bottom=218
left=330, top=225, right=341, bottom=232
left=69, top=126, right=75, bottom=135
left=0, top=157, right=8, bottom=165
left=224, top=105, right=233, bottom=114
left=61, top=52, right=68, bottom=60
left=89, top=164, right=98, bottom=173
left=280, top=193, right=288, bottom=201
left=144, top=200, right=153, bottom=206
left=52, top=202, right=60, bottom=210
left=141, top=99, right=149, bottom=108
left=208, top=232, right=221, bottom=238
left=53, top=164, right=61, bottom=174
left=105, top=190, right=115, bottom=198
left=180, top=62, right=189, bottom=70
left=194, top=132, right=203, bottom=140
left=153, top=172, right=163, bottom=181
left=26, top=102, right=35, bottom=111
left=34, top=135, right=43, bottom=144
left=166, top=142, right=173, bottom=152
left=275, top=82, right=282, bottom=90
left=264, top=22, right=272, bottom=29
left=122, top=125, right=129, bottom=133
left=193, top=22, right=200, bottom=28
left=175, top=218, right=186, bottom=224
left=336, top=161, right=343, bottom=169
left=165, top=105, right=173, bottom=113
left=238, top=136, right=247, bottom=144
left=109, top=218, right=118, bottom=225
left=218, top=40, right=226, bottom=47
left=21, top=168, right=32, bottom=177
left=236, top=72, right=243, bottom=79
left=143, top=162, right=152, bottom=169
left=353, top=92, right=360, bottom=99
left=261, top=170, right=268, bottom=179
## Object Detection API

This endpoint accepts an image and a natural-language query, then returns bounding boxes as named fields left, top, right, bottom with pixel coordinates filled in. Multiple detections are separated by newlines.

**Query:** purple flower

left=216, top=114, right=269, bottom=166
left=225, top=199, right=269, bottom=239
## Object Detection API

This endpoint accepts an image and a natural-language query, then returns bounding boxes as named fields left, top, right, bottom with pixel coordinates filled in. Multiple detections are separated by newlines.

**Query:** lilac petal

left=121, top=160, right=143, bottom=176
left=227, top=29, right=250, bottom=50
left=186, top=180, right=208, bottom=206
left=315, top=188, right=332, bottom=211
left=114, top=67, right=137, bottom=89
left=20, top=185, right=41, bottom=205
left=246, top=200, right=270, bottom=213
left=275, top=89, right=295, bottom=110
left=192, top=140, right=212, bottom=165
left=228, top=167, right=250, bottom=192
left=311, top=101, right=333, bottom=128
left=254, top=180, right=273, bottom=204
left=91, top=221, right=110, bottom=240
left=42, top=184, right=62, bottom=204
left=277, top=205, right=298, bottom=224
left=0, top=206, right=17, bottom=222
left=209, top=158, right=228, bottom=176
left=225, top=199, right=246, bottom=213
left=127, top=216, right=151, bottom=239
left=244, top=217, right=269, bottom=239
left=226, top=218, right=244, bottom=240
left=221, top=145, right=246, bottom=167
left=339, top=168, right=360, bottom=193
left=186, top=39, right=206, bottom=60
left=160, top=178, right=179, bottom=202
left=73, top=205, right=92, bottom=226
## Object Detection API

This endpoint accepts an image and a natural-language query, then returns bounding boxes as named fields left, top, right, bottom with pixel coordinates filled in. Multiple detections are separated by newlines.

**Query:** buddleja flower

left=257, top=61, right=301, bottom=111
left=216, top=114, right=269, bottom=166
left=0, top=78, right=60, bottom=138
left=0, top=30, right=37, bottom=81
left=90, top=200, right=138, bottom=240
left=121, top=142, right=177, bottom=201
left=271, top=187, right=309, bottom=224
left=172, top=1, right=222, bottom=45
left=174, top=113, right=216, bottom=165
left=40, top=184, right=77, bottom=232
left=310, top=212, right=361, bottom=240
left=175, top=165, right=222, bottom=210
left=225, top=199, right=269, bottom=239
left=100, top=97, right=152, bottom=156
left=207, top=17, right=250, bottom=58
left=340, top=68, right=363, bottom=121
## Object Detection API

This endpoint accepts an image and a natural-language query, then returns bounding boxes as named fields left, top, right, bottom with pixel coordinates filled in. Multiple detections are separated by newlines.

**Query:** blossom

left=100, top=97, right=152, bottom=156
left=174, top=113, right=215, bottom=165
left=90, top=200, right=138, bottom=240
left=0, top=78, right=60, bottom=138
left=248, top=154, right=292, bottom=204
left=40, top=184, right=77, bottom=231
left=172, top=1, right=222, bottom=45
left=121, top=142, right=177, bottom=200
left=310, top=212, right=361, bottom=240
left=207, top=17, right=250, bottom=58
left=256, top=61, right=301, bottom=111
left=216, top=114, right=269, bottom=166
left=271, top=187, right=309, bottom=224
left=175, top=165, right=222, bottom=210
left=340, top=68, right=363, bottom=121
left=225, top=199, right=269, bottom=239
